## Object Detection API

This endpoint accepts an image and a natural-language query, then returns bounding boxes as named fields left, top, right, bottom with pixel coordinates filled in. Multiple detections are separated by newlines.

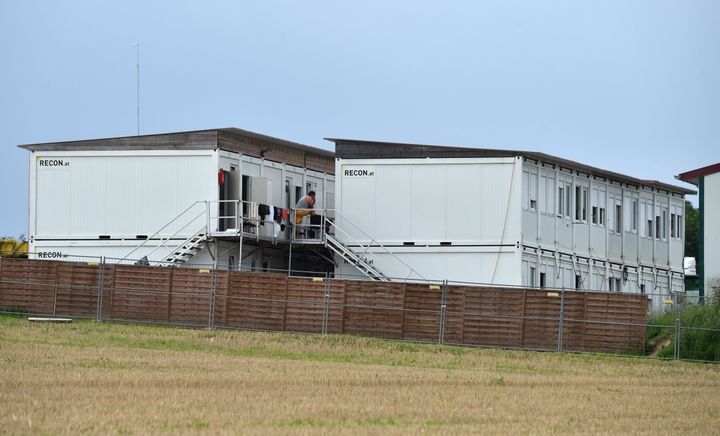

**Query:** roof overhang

left=676, top=163, right=720, bottom=186
left=326, top=137, right=696, bottom=196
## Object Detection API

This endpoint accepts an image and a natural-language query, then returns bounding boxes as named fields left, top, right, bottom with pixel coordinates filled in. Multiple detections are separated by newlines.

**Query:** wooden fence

left=0, top=258, right=647, bottom=354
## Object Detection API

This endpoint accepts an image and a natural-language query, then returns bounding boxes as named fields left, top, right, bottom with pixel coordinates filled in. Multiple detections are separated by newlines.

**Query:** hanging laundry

left=281, top=208, right=289, bottom=222
left=248, top=202, right=260, bottom=220
left=268, top=205, right=275, bottom=223
left=274, top=206, right=283, bottom=223
left=258, top=204, right=270, bottom=224
left=273, top=222, right=282, bottom=238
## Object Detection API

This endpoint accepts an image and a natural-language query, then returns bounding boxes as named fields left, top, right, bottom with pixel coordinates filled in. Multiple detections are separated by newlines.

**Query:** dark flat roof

left=326, top=137, right=695, bottom=196
left=677, top=163, right=720, bottom=186
left=19, top=128, right=335, bottom=173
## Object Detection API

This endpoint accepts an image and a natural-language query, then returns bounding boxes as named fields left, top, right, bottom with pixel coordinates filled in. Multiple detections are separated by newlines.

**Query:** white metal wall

left=30, top=150, right=217, bottom=243
left=336, top=157, right=521, bottom=245
left=520, top=159, right=685, bottom=292
left=334, top=156, right=522, bottom=284
left=704, top=172, right=720, bottom=297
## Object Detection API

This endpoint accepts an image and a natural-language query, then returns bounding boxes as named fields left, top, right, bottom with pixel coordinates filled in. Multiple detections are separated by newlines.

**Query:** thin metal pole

left=209, top=267, right=217, bottom=329
left=438, top=280, right=448, bottom=344
left=288, top=241, right=293, bottom=276
left=322, top=275, right=330, bottom=334
left=96, top=256, right=105, bottom=323
left=673, top=292, right=680, bottom=359
left=558, top=288, right=565, bottom=352
left=133, top=42, right=140, bottom=136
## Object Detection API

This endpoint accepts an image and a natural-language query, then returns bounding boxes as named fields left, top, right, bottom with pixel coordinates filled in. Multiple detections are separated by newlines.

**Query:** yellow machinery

left=0, top=239, right=28, bottom=258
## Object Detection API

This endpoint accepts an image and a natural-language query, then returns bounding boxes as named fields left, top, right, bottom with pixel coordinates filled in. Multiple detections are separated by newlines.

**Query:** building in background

left=329, top=138, right=694, bottom=310
left=678, top=163, right=720, bottom=300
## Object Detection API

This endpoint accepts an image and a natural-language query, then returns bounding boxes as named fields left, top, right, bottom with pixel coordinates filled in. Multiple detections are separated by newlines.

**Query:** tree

left=685, top=201, right=699, bottom=260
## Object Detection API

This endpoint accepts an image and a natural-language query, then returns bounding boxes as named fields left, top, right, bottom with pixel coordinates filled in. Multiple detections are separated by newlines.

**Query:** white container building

left=329, top=138, right=694, bottom=309
left=20, top=128, right=336, bottom=272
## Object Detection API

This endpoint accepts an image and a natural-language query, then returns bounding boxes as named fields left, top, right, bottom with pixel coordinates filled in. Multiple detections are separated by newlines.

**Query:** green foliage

left=647, top=294, right=720, bottom=361
left=684, top=201, right=699, bottom=260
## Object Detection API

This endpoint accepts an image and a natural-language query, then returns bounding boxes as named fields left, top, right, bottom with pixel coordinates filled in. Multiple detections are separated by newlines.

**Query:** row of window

left=523, top=171, right=683, bottom=241
left=529, top=265, right=656, bottom=294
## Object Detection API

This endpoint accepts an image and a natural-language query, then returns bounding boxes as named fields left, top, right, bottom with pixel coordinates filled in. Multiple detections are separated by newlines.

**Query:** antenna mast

left=133, top=42, right=140, bottom=135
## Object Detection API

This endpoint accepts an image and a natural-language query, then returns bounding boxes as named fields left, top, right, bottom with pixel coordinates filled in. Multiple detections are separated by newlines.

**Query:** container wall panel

left=33, top=151, right=215, bottom=239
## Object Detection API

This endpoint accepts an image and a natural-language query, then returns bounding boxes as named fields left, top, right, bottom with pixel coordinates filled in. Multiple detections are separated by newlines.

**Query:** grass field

left=1, top=316, right=719, bottom=434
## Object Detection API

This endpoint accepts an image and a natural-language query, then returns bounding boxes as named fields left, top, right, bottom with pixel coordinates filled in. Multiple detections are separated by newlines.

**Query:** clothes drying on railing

left=253, top=203, right=289, bottom=237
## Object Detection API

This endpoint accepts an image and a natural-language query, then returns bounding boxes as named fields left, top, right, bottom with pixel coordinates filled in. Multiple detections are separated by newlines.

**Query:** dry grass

left=1, top=316, right=718, bottom=435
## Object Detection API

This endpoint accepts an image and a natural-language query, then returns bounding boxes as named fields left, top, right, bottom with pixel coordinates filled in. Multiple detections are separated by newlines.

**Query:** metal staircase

left=162, top=228, right=208, bottom=265
left=324, top=233, right=388, bottom=281
left=120, top=200, right=424, bottom=282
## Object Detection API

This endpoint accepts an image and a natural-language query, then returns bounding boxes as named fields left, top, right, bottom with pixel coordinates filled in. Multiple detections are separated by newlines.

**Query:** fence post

left=438, top=280, right=448, bottom=344
left=95, top=256, right=105, bottom=323
left=208, top=267, right=217, bottom=329
left=322, top=274, right=330, bottom=335
left=673, top=291, right=680, bottom=360
left=558, top=288, right=565, bottom=352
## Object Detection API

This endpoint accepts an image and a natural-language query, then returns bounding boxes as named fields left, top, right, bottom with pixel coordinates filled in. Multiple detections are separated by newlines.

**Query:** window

left=558, top=186, right=564, bottom=217
left=529, top=173, right=537, bottom=211
left=599, top=208, right=605, bottom=226
left=530, top=266, right=537, bottom=287
left=540, top=272, right=547, bottom=288
left=575, top=274, right=582, bottom=289
left=575, top=186, right=587, bottom=222
left=647, top=218, right=654, bottom=238
left=566, top=185, right=572, bottom=218
left=677, top=215, right=683, bottom=240
left=615, top=278, right=622, bottom=292
left=671, top=213, right=676, bottom=238
left=640, top=283, right=646, bottom=294
left=655, top=216, right=661, bottom=240
left=632, top=199, right=638, bottom=232
left=575, top=186, right=582, bottom=220
left=615, top=204, right=622, bottom=233
left=662, top=210, right=667, bottom=240
left=592, top=206, right=598, bottom=224
left=545, top=177, right=554, bottom=213
left=608, top=278, right=614, bottom=291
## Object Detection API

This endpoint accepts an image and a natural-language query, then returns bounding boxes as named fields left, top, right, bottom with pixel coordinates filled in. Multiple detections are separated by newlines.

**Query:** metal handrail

left=120, top=201, right=205, bottom=261
left=320, top=209, right=427, bottom=281
left=143, top=210, right=207, bottom=259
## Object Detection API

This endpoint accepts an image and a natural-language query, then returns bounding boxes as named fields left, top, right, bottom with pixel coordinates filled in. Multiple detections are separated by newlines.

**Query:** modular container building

left=329, top=138, right=695, bottom=310
left=20, top=128, right=336, bottom=272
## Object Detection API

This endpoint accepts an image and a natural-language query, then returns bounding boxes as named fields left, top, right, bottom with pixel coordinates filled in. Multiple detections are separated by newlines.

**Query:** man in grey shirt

left=294, top=191, right=316, bottom=237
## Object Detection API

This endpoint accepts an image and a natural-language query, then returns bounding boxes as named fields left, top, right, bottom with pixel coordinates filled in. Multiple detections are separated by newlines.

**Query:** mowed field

left=1, top=316, right=718, bottom=435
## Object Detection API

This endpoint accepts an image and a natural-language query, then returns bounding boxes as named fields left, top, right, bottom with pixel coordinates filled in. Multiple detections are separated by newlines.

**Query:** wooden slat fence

left=0, top=258, right=648, bottom=354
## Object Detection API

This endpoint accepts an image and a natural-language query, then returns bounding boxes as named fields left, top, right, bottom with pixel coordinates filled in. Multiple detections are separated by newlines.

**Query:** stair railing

left=120, top=201, right=208, bottom=263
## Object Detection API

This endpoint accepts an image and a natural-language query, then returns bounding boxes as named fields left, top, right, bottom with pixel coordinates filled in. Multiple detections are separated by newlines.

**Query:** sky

left=1, top=0, right=718, bottom=238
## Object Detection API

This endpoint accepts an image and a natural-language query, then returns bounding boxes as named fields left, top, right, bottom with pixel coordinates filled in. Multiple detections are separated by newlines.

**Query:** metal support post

left=96, top=256, right=105, bottom=323
left=288, top=242, right=293, bottom=276
left=673, top=291, right=680, bottom=360
left=438, top=280, right=448, bottom=344
left=558, top=288, right=565, bottom=352
left=322, top=274, right=331, bottom=334
left=208, top=267, right=218, bottom=329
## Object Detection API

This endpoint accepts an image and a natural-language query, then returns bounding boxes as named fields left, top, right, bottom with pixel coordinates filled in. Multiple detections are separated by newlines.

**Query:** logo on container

left=343, top=167, right=375, bottom=177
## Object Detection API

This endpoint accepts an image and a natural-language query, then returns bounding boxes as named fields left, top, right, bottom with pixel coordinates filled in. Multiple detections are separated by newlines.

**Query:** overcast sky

left=1, top=0, right=717, bottom=237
